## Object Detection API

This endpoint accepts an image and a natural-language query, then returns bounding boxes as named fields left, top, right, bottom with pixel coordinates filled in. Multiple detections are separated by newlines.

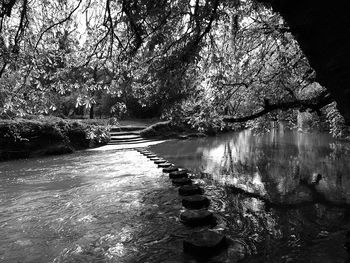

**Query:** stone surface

left=163, top=166, right=179, bottom=173
left=154, top=159, right=167, bottom=164
left=182, top=195, right=210, bottom=209
left=169, top=170, right=188, bottom=179
left=150, top=157, right=161, bottom=161
left=180, top=210, right=215, bottom=226
left=172, top=177, right=192, bottom=186
left=146, top=154, right=157, bottom=158
left=179, top=185, right=203, bottom=196
left=183, top=230, right=226, bottom=255
left=158, top=163, right=173, bottom=168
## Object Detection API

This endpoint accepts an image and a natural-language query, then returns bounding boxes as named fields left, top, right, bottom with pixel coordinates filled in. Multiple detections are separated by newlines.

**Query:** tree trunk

left=256, top=0, right=350, bottom=124
left=89, top=105, right=94, bottom=119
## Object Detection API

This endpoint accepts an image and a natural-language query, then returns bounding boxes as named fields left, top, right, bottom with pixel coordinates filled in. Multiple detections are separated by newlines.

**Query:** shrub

left=0, top=117, right=110, bottom=161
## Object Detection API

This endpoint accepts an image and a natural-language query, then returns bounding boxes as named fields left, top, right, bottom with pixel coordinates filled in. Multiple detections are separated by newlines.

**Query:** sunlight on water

left=1, top=129, right=350, bottom=262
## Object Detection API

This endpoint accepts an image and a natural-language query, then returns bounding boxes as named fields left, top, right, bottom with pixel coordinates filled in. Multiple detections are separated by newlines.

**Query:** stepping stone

left=163, top=166, right=179, bottom=173
left=154, top=159, right=167, bottom=164
left=150, top=157, right=161, bottom=161
left=144, top=152, right=155, bottom=156
left=146, top=155, right=157, bottom=158
left=180, top=210, right=215, bottom=226
left=172, top=177, right=192, bottom=186
left=179, top=185, right=203, bottom=196
left=158, top=163, right=173, bottom=168
left=183, top=230, right=226, bottom=255
left=169, top=170, right=188, bottom=179
left=182, top=195, right=210, bottom=209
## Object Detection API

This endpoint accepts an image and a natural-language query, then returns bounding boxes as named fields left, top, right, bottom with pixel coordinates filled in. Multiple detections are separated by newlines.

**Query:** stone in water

left=154, top=159, right=167, bottom=164
left=172, top=177, right=192, bottom=186
left=158, top=163, right=172, bottom=168
left=180, top=210, right=215, bottom=226
left=169, top=170, right=188, bottom=179
left=179, top=185, right=203, bottom=196
left=182, top=195, right=210, bottom=209
left=163, top=166, right=179, bottom=173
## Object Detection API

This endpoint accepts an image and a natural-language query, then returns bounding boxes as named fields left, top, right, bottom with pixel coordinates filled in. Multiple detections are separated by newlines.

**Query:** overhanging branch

left=223, top=91, right=333, bottom=123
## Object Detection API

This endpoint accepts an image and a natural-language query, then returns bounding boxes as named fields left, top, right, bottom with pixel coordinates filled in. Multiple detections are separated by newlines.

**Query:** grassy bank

left=0, top=117, right=110, bottom=161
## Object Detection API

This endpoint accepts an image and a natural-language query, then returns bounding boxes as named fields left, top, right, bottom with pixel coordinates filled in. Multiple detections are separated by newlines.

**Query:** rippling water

left=2, top=129, right=350, bottom=262
left=0, top=150, right=195, bottom=263
left=150, top=129, right=350, bottom=262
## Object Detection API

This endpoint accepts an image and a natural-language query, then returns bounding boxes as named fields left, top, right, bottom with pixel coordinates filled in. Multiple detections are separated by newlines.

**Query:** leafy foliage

left=0, top=0, right=345, bottom=137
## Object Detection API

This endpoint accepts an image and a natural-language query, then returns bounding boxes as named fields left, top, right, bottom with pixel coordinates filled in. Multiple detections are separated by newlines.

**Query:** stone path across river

left=136, top=148, right=228, bottom=259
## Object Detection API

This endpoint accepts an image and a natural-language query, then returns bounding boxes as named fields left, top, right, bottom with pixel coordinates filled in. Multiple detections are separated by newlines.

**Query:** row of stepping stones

left=136, top=148, right=227, bottom=257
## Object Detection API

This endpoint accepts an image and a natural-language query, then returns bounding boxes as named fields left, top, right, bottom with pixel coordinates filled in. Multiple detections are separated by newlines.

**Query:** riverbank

left=0, top=117, right=110, bottom=161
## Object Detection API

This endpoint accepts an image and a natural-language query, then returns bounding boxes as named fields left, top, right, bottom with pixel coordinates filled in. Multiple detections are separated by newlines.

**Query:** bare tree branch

left=34, top=0, right=82, bottom=51
left=223, top=91, right=333, bottom=123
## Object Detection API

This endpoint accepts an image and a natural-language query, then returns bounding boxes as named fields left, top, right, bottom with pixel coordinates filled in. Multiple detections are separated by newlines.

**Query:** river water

left=1, top=129, right=350, bottom=262
left=150, top=129, right=350, bottom=262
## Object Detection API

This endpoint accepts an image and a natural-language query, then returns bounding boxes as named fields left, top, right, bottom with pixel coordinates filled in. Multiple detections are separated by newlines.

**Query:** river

left=1, top=129, right=350, bottom=262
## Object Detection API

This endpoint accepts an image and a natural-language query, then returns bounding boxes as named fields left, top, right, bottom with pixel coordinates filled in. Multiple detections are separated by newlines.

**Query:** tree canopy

left=0, top=0, right=345, bottom=134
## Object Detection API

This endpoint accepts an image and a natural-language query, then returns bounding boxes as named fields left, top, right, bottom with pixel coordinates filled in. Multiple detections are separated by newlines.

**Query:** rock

left=183, top=230, right=226, bottom=255
left=172, top=177, right=192, bottom=186
left=146, top=154, right=157, bottom=158
left=158, top=163, right=173, bottom=168
left=179, top=185, right=203, bottom=196
left=180, top=210, right=215, bottom=226
left=150, top=157, right=161, bottom=161
left=169, top=170, right=188, bottom=179
left=154, top=159, right=167, bottom=164
left=163, top=166, right=179, bottom=173
left=182, top=195, right=210, bottom=209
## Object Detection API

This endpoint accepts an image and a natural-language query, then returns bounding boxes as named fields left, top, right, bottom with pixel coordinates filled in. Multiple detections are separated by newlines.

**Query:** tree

left=255, top=0, right=350, bottom=125
left=0, top=0, right=348, bottom=127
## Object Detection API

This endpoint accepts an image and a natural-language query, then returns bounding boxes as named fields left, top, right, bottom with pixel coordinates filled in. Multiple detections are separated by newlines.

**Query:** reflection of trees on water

left=211, top=130, right=350, bottom=261
left=152, top=129, right=350, bottom=205
left=152, top=131, right=350, bottom=261
left=201, top=129, right=350, bottom=206
left=153, top=129, right=350, bottom=205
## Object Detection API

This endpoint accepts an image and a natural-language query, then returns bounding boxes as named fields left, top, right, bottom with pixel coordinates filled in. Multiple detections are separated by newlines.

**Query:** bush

left=140, top=121, right=173, bottom=137
left=162, top=98, right=240, bottom=135
left=0, top=117, right=110, bottom=161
